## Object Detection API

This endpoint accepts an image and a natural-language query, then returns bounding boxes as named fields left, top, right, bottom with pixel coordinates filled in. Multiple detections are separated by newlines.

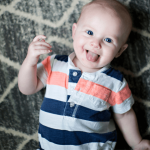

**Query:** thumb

left=33, top=35, right=46, bottom=42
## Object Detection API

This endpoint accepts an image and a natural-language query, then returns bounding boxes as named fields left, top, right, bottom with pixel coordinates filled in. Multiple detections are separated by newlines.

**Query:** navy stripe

left=76, top=105, right=111, bottom=121
left=69, top=69, right=82, bottom=83
left=41, top=97, right=111, bottom=122
left=39, top=124, right=117, bottom=145
left=41, top=98, right=66, bottom=116
left=103, top=68, right=123, bottom=82
left=55, top=55, right=68, bottom=62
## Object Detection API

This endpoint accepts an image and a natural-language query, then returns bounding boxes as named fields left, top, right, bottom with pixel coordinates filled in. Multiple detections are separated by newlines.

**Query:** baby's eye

left=86, top=30, right=93, bottom=35
left=104, top=38, right=112, bottom=43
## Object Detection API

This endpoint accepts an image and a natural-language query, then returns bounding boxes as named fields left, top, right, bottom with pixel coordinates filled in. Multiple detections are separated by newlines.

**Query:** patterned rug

left=0, top=0, right=150, bottom=150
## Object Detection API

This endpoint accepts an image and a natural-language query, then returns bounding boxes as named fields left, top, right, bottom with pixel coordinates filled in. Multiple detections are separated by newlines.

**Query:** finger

left=34, top=45, right=52, bottom=50
left=41, top=39, right=45, bottom=42
left=33, top=35, right=46, bottom=42
left=35, top=41, right=52, bottom=48
left=35, top=49, right=52, bottom=56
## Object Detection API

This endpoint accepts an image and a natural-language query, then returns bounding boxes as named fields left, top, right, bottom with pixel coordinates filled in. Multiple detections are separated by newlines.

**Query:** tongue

left=86, top=51, right=99, bottom=62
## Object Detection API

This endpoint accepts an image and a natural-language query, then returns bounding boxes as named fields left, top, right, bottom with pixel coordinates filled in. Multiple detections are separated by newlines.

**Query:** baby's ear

left=72, top=23, right=77, bottom=39
left=115, top=44, right=128, bottom=58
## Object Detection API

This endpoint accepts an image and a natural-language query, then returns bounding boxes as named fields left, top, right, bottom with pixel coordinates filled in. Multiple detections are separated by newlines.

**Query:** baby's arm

left=113, top=108, right=150, bottom=150
left=18, top=35, right=52, bottom=95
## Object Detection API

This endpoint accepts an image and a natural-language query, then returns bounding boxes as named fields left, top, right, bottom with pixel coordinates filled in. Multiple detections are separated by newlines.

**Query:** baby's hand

left=133, top=139, right=150, bottom=150
left=26, top=35, right=52, bottom=66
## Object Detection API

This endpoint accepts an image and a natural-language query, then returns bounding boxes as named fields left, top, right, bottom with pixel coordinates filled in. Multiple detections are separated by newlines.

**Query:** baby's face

left=72, top=4, right=130, bottom=72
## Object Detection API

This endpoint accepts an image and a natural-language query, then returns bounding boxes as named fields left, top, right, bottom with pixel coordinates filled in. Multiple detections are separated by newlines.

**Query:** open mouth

left=86, top=50, right=100, bottom=62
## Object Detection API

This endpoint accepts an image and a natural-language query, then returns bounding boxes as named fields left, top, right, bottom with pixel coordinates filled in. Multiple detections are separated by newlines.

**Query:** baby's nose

left=91, top=42, right=100, bottom=49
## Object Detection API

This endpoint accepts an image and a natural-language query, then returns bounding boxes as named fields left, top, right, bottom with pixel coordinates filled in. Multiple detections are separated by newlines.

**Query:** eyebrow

left=82, top=25, right=95, bottom=31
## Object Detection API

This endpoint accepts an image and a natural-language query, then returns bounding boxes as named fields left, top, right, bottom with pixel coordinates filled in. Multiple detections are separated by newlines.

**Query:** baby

left=18, top=0, right=150, bottom=149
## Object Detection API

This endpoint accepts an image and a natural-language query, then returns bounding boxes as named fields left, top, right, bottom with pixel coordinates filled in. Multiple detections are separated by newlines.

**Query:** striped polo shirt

left=37, top=52, right=134, bottom=150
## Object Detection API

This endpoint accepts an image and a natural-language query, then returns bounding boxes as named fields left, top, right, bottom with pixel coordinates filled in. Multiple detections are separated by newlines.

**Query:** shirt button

left=70, top=102, right=75, bottom=107
left=73, top=72, right=78, bottom=76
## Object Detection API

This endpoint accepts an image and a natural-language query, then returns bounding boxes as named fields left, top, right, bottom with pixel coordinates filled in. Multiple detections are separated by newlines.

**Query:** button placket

left=64, top=101, right=75, bottom=117
left=66, top=69, right=82, bottom=118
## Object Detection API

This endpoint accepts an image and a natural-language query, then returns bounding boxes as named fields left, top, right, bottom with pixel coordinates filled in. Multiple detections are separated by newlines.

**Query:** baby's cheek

left=82, top=58, right=85, bottom=61
left=77, top=35, right=87, bottom=45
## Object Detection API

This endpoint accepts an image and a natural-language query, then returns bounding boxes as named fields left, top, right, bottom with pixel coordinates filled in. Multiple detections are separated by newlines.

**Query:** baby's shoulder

left=54, top=54, right=68, bottom=62
left=102, top=67, right=123, bottom=82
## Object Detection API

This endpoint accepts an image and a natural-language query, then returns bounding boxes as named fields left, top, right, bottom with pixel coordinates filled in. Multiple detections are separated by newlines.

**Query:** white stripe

left=118, top=78, right=128, bottom=91
left=39, top=110, right=116, bottom=134
left=68, top=82, right=77, bottom=95
left=112, top=95, right=134, bottom=114
left=52, top=59, right=68, bottom=74
left=68, top=91, right=110, bottom=111
left=38, top=133, right=116, bottom=150
left=45, top=84, right=67, bottom=102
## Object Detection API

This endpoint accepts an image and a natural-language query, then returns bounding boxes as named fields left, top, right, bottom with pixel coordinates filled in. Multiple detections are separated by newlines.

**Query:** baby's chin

left=81, top=62, right=103, bottom=73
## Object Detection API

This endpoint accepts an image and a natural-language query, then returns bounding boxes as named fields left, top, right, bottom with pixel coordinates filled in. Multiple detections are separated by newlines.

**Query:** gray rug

left=0, top=0, right=150, bottom=150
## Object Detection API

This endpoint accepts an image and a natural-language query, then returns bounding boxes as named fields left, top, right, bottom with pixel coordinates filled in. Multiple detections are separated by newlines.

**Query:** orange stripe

left=41, top=57, right=68, bottom=89
left=75, top=78, right=131, bottom=105
left=47, top=71, right=68, bottom=89
left=41, top=56, right=51, bottom=74
left=75, top=78, right=111, bottom=102
left=108, top=84, right=131, bottom=106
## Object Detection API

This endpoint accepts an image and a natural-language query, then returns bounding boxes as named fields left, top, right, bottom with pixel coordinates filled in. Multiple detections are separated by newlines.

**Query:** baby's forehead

left=82, top=2, right=129, bottom=20
left=80, top=1, right=132, bottom=30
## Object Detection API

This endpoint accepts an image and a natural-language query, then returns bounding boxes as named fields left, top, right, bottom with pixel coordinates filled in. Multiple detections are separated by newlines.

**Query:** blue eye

left=86, top=30, right=93, bottom=35
left=105, top=38, right=112, bottom=43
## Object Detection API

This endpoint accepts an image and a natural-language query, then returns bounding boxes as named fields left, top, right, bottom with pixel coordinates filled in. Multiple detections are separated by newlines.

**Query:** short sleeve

left=110, top=78, right=134, bottom=114
left=37, top=54, right=56, bottom=87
